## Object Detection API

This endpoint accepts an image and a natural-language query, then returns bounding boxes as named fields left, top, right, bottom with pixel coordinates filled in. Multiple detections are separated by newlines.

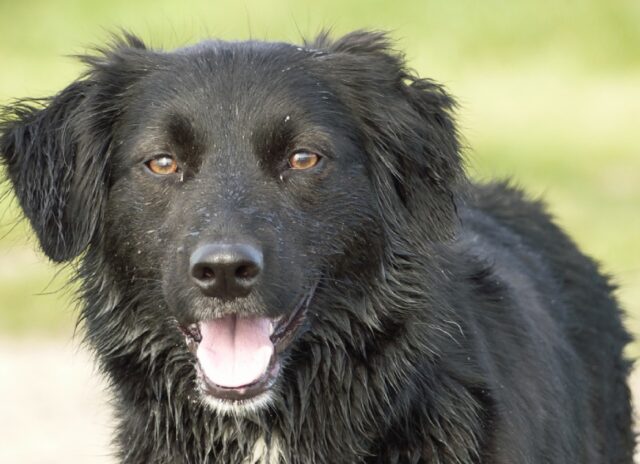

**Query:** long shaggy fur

left=0, top=31, right=634, bottom=463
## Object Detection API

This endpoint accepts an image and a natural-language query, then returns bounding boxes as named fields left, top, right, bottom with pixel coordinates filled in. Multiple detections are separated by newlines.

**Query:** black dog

left=0, top=31, right=634, bottom=463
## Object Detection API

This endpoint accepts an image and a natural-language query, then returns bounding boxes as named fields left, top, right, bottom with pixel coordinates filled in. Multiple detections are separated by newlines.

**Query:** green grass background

left=1, top=0, right=638, bottom=353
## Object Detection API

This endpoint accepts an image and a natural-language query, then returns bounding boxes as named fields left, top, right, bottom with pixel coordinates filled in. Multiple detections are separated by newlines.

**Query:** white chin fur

left=200, top=389, right=274, bottom=416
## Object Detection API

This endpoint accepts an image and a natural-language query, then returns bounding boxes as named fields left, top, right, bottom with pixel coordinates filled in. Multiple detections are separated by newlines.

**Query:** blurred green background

left=1, top=0, right=639, bottom=351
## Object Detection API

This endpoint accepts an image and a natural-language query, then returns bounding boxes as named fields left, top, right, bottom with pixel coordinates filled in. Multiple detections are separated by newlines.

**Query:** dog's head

left=1, top=31, right=462, bottom=413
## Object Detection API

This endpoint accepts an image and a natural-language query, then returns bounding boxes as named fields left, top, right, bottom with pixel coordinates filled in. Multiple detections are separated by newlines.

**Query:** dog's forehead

left=169, top=38, right=317, bottom=82
left=118, top=39, right=347, bottom=148
left=130, top=39, right=329, bottom=121
left=113, top=39, right=353, bottom=168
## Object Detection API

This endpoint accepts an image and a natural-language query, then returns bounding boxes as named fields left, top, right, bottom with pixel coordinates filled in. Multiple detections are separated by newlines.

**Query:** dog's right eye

left=144, top=154, right=180, bottom=176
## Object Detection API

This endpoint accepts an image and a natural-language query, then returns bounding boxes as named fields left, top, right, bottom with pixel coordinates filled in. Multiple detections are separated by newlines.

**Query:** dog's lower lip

left=198, top=357, right=281, bottom=401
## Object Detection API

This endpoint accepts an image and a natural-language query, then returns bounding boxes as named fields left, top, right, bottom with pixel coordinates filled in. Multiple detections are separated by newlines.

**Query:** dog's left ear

left=311, top=31, right=464, bottom=241
left=1, top=34, right=153, bottom=262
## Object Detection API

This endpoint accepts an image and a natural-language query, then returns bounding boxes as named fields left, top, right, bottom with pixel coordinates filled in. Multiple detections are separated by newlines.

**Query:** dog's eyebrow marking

left=164, top=114, right=206, bottom=169
left=167, top=114, right=198, bottom=148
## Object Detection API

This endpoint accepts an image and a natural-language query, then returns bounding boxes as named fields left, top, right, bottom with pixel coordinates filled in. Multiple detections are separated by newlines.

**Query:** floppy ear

left=311, top=31, right=464, bottom=241
left=0, top=34, right=151, bottom=262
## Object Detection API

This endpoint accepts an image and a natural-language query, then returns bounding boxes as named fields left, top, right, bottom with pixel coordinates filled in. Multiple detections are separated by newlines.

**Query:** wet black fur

left=0, top=31, right=634, bottom=463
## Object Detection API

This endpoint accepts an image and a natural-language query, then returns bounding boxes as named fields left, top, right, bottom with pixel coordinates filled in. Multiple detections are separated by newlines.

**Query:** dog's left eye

left=288, top=151, right=321, bottom=170
left=145, top=154, right=179, bottom=176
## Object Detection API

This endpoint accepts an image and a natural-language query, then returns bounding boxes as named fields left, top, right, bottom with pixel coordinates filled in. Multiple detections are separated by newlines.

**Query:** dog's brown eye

left=146, top=155, right=179, bottom=175
left=289, top=151, right=320, bottom=170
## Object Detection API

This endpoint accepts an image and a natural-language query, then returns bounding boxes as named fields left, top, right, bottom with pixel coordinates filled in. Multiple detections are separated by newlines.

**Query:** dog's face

left=103, top=40, right=381, bottom=409
left=1, top=32, right=462, bottom=414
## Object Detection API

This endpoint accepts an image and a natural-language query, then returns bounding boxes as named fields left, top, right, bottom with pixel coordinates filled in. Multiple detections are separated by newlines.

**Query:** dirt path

left=1, top=340, right=638, bottom=463
left=0, top=340, right=114, bottom=464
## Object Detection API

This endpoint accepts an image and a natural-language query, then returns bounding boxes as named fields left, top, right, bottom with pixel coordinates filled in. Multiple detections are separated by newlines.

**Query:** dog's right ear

left=1, top=34, right=152, bottom=262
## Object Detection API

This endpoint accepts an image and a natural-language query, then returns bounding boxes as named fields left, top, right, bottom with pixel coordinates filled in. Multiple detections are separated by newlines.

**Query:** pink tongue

left=196, top=315, right=274, bottom=388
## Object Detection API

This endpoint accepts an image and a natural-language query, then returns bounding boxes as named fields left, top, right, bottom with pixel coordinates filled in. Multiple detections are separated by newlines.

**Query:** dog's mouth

left=181, top=288, right=315, bottom=402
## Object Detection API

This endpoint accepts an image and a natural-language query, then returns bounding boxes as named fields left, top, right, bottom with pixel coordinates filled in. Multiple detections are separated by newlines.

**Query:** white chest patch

left=244, top=435, right=282, bottom=464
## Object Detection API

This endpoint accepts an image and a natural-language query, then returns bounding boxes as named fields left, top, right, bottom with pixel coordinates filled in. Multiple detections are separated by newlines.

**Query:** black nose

left=189, top=243, right=263, bottom=298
